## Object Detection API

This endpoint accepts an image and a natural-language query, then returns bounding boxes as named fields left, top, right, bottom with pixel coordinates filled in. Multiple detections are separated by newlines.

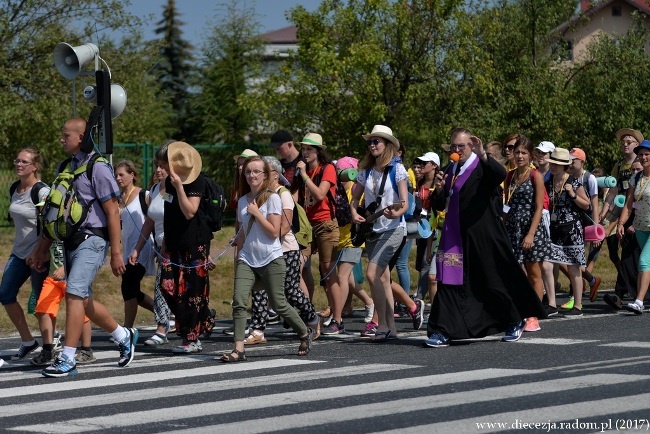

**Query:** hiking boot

left=11, top=341, right=39, bottom=361
left=502, top=320, right=526, bottom=342
left=117, top=327, right=138, bottom=367
left=41, top=353, right=77, bottom=378
left=589, top=276, right=601, bottom=302
left=75, top=349, right=96, bottom=365
left=30, top=349, right=54, bottom=367
left=623, top=302, right=644, bottom=315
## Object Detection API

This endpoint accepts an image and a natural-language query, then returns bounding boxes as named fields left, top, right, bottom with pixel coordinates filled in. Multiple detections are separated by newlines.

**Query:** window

left=612, top=5, right=622, bottom=16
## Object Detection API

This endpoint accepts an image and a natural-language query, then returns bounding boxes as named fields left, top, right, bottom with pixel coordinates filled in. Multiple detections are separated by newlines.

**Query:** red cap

left=569, top=148, right=587, bottom=162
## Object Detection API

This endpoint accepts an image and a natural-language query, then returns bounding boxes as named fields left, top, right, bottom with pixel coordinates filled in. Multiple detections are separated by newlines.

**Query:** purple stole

left=436, top=156, right=479, bottom=285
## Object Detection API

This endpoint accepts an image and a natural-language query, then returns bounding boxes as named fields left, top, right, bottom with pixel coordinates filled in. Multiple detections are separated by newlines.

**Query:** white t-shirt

left=121, top=190, right=155, bottom=276
left=238, top=193, right=283, bottom=267
left=277, top=186, right=299, bottom=252
left=146, top=183, right=165, bottom=247
left=630, top=174, right=650, bottom=231
left=9, top=184, right=50, bottom=259
left=357, top=164, right=408, bottom=233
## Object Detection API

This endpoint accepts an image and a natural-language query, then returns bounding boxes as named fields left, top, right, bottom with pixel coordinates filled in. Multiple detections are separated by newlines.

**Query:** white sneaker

left=364, top=304, right=375, bottom=323
left=623, top=302, right=644, bottom=315
left=171, top=340, right=202, bottom=353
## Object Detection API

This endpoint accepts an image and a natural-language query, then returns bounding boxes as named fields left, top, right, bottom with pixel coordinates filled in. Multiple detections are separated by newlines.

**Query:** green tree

left=192, top=0, right=264, bottom=144
left=154, top=0, right=195, bottom=141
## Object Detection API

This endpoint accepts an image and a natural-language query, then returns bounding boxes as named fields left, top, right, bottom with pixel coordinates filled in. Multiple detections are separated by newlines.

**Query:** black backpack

left=200, top=173, right=227, bottom=232
left=313, top=163, right=352, bottom=226
left=7, top=180, right=48, bottom=224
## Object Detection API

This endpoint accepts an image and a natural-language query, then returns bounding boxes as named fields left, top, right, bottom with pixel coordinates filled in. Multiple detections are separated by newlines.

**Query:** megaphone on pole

left=53, top=43, right=99, bottom=80
left=83, top=84, right=128, bottom=118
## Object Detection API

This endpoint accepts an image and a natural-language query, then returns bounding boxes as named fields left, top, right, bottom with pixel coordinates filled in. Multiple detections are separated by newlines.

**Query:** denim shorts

left=0, top=253, right=48, bottom=305
left=65, top=236, right=108, bottom=299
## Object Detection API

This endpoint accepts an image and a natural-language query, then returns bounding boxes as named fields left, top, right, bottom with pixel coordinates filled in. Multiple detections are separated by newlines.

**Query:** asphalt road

left=1, top=292, right=650, bottom=433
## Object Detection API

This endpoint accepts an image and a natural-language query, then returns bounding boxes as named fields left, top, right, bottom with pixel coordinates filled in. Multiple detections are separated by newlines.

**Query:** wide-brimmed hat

left=233, top=148, right=258, bottom=162
left=616, top=128, right=644, bottom=144
left=299, top=133, right=326, bottom=149
left=262, top=155, right=290, bottom=186
left=168, top=141, right=202, bottom=184
left=548, top=147, right=572, bottom=166
left=634, top=140, right=650, bottom=155
left=362, top=125, right=400, bottom=147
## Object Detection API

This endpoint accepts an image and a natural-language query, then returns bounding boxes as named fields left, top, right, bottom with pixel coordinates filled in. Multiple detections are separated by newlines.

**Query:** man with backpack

left=28, top=117, right=137, bottom=377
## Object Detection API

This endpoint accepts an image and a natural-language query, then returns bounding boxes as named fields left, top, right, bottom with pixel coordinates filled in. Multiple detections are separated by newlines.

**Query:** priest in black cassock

left=425, top=128, right=546, bottom=348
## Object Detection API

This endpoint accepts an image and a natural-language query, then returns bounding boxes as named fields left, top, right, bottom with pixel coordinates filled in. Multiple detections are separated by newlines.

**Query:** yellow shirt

left=338, top=185, right=363, bottom=249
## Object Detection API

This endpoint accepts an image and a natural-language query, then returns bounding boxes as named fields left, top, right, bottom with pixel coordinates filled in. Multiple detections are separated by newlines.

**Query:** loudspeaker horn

left=82, top=84, right=127, bottom=119
left=53, top=42, right=99, bottom=79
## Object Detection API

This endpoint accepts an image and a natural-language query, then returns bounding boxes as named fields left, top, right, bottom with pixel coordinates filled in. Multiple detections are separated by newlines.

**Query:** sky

left=117, top=0, right=322, bottom=47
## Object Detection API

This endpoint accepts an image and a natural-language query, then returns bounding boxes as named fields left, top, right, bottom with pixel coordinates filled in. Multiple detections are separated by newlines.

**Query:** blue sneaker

left=502, top=320, right=526, bottom=342
left=41, top=353, right=77, bottom=378
left=117, top=327, right=138, bottom=367
left=424, top=332, right=449, bottom=348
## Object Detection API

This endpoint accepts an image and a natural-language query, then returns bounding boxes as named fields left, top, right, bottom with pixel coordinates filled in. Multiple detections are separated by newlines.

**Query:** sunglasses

left=505, top=145, right=515, bottom=151
left=366, top=139, right=382, bottom=147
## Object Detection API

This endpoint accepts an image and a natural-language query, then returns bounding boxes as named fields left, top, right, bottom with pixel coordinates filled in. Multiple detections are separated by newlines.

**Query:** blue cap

left=634, top=139, right=650, bottom=154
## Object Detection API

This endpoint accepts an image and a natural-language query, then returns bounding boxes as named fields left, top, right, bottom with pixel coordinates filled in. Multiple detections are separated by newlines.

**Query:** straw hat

left=232, top=148, right=258, bottom=162
left=615, top=128, right=644, bottom=144
left=168, top=141, right=202, bottom=184
left=299, top=133, right=325, bottom=148
left=362, top=125, right=400, bottom=147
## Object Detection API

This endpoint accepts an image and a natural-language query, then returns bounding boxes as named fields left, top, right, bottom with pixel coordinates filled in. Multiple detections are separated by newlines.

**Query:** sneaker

left=545, top=305, right=560, bottom=317
left=364, top=304, right=375, bottom=323
left=623, top=302, right=644, bottom=315
left=322, top=314, right=333, bottom=328
left=424, top=332, right=450, bottom=348
left=75, top=349, right=96, bottom=365
left=360, top=321, right=378, bottom=337
left=243, top=332, right=267, bottom=345
left=560, top=297, right=574, bottom=310
left=502, top=320, right=525, bottom=342
left=30, top=350, right=54, bottom=367
left=394, top=304, right=407, bottom=318
left=52, top=332, right=63, bottom=354
left=267, top=309, right=280, bottom=325
left=10, top=341, right=39, bottom=361
left=523, top=317, right=541, bottom=332
left=223, top=326, right=249, bottom=336
left=604, top=293, right=623, bottom=310
left=410, top=299, right=425, bottom=330
left=41, top=353, right=77, bottom=378
left=322, top=320, right=342, bottom=335
left=117, top=327, right=138, bottom=367
left=562, top=307, right=583, bottom=316
left=589, top=276, right=601, bottom=302
left=171, top=340, right=202, bottom=353
left=144, top=333, right=168, bottom=346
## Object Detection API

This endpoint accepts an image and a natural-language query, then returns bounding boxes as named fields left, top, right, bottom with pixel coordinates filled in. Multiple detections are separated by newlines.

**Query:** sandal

left=298, top=328, right=314, bottom=356
left=144, top=333, right=168, bottom=346
left=218, top=349, right=247, bottom=363
left=307, top=316, right=321, bottom=341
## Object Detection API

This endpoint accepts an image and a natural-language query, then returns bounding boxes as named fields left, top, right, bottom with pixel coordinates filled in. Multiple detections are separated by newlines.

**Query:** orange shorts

left=36, top=276, right=89, bottom=322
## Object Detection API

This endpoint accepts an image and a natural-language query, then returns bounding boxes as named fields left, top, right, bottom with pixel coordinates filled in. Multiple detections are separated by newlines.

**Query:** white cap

left=536, top=141, right=555, bottom=153
left=416, top=152, right=440, bottom=167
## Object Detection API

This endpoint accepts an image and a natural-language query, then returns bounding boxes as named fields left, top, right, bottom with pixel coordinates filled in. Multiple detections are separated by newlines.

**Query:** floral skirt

left=160, top=243, right=214, bottom=341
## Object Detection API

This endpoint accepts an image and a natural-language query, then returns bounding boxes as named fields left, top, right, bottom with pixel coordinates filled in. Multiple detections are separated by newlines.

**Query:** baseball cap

left=569, top=148, right=587, bottom=162
left=536, top=141, right=555, bottom=154
left=416, top=152, right=441, bottom=167
left=269, top=130, right=293, bottom=149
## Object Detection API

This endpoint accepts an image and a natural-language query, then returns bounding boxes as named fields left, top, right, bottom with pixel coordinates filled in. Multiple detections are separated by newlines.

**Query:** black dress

left=428, top=156, right=546, bottom=340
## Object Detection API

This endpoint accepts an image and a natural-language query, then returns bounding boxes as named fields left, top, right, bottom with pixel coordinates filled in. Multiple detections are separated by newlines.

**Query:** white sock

left=63, top=346, right=76, bottom=360
left=111, top=326, right=128, bottom=343
left=635, top=299, right=644, bottom=307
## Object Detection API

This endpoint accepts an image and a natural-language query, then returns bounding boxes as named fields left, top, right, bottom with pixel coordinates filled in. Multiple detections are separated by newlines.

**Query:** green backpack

left=40, top=154, right=108, bottom=242
left=279, top=187, right=312, bottom=248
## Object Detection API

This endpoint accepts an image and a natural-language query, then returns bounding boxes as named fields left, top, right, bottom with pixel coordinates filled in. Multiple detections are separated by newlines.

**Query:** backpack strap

left=138, top=189, right=148, bottom=215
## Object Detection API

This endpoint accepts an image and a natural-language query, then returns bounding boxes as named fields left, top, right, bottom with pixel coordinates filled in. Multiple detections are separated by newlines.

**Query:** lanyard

left=551, top=174, right=568, bottom=211
left=507, top=168, right=530, bottom=204
left=635, top=175, right=650, bottom=202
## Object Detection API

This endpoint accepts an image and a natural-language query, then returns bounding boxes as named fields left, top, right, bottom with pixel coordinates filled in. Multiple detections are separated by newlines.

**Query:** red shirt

left=305, top=163, right=337, bottom=223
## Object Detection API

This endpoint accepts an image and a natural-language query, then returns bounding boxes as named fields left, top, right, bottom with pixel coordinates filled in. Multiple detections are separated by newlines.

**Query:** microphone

left=449, top=152, right=460, bottom=162
left=295, top=158, right=306, bottom=179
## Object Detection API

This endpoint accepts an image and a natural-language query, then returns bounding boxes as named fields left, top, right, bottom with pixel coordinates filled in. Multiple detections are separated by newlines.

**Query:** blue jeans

left=395, top=238, right=413, bottom=293
left=0, top=253, right=48, bottom=307
left=65, top=236, right=108, bottom=298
